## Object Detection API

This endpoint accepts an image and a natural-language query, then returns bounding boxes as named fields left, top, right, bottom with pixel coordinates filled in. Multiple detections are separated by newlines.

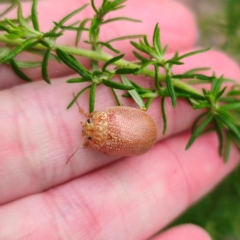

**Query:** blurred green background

left=169, top=1, right=240, bottom=239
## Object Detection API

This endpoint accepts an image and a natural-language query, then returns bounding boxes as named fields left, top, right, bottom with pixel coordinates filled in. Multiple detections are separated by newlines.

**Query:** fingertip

left=103, top=0, right=198, bottom=57
left=152, top=224, right=212, bottom=240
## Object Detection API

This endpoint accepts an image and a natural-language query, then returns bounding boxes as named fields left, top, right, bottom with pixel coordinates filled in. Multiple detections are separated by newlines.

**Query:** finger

left=0, top=132, right=238, bottom=239
left=0, top=49, right=239, bottom=205
left=0, top=0, right=197, bottom=88
left=152, top=224, right=212, bottom=240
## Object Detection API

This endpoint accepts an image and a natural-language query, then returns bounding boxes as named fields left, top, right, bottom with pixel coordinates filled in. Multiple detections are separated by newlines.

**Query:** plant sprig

left=0, top=0, right=239, bottom=161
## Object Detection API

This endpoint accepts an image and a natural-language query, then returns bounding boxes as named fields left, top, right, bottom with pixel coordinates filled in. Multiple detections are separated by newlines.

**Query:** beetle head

left=82, top=111, right=108, bottom=150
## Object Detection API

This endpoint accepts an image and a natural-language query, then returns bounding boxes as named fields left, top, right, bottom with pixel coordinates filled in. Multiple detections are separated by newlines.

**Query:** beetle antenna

left=66, top=144, right=80, bottom=164
left=72, top=93, right=90, bottom=117
left=66, top=136, right=87, bottom=164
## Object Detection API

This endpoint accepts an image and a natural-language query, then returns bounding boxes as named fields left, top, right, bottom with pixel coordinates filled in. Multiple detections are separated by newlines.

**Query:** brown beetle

left=67, top=98, right=157, bottom=163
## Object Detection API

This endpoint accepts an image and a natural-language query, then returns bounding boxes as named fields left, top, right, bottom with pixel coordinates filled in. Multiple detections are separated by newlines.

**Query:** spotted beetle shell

left=82, top=106, right=157, bottom=156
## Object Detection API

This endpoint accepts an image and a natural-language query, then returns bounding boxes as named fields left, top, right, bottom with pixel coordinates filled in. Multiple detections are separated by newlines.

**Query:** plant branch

left=0, top=33, right=201, bottom=96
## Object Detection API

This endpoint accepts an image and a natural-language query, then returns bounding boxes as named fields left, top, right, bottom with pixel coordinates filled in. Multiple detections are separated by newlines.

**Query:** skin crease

left=0, top=0, right=240, bottom=239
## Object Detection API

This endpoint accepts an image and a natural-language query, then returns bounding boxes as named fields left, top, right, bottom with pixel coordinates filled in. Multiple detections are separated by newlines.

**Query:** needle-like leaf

left=42, top=48, right=51, bottom=84
left=102, top=79, right=134, bottom=90
left=121, top=75, right=145, bottom=108
left=186, top=113, right=214, bottom=149
left=10, top=59, right=33, bottom=82
left=31, top=0, right=39, bottom=31
left=89, top=83, right=97, bottom=113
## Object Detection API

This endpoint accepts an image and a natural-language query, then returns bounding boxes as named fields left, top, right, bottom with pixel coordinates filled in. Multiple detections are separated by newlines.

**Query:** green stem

left=0, top=34, right=201, bottom=96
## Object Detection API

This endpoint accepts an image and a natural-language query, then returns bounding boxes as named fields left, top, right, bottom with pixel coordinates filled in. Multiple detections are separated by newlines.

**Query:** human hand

left=0, top=0, right=239, bottom=239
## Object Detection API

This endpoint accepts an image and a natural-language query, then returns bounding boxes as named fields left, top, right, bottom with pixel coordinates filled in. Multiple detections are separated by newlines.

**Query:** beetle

left=76, top=101, right=157, bottom=156
left=67, top=96, right=157, bottom=163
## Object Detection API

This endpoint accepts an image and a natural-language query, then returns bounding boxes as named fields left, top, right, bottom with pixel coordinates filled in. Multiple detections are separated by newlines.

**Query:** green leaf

left=26, top=49, right=61, bottom=63
left=219, top=97, right=240, bottom=103
left=132, top=51, right=149, bottom=63
left=67, top=85, right=91, bottom=109
left=56, top=48, right=92, bottom=80
left=193, top=102, right=211, bottom=109
left=103, top=17, right=141, bottom=24
left=92, top=70, right=102, bottom=76
left=13, top=61, right=42, bottom=68
left=166, top=73, right=177, bottom=108
left=175, top=88, right=204, bottom=99
left=102, top=54, right=124, bottom=72
left=215, top=86, right=227, bottom=100
left=1, top=38, right=38, bottom=63
left=102, top=79, right=134, bottom=90
left=139, top=92, right=158, bottom=99
left=227, top=90, right=240, bottom=96
left=67, top=78, right=91, bottom=83
left=59, top=25, right=88, bottom=31
left=0, top=23, right=11, bottom=32
left=186, top=113, right=214, bottom=149
left=178, top=47, right=211, bottom=60
left=42, top=32, right=63, bottom=38
left=216, top=109, right=240, bottom=139
left=91, top=0, right=98, bottom=14
left=0, top=47, right=10, bottom=58
left=60, top=26, right=88, bottom=33
left=0, top=2, right=17, bottom=18
left=31, top=0, right=40, bottom=31
left=111, top=88, right=122, bottom=106
left=173, top=73, right=214, bottom=81
left=115, top=68, right=138, bottom=74
left=202, top=88, right=208, bottom=97
left=184, top=67, right=210, bottom=75
left=17, top=2, right=37, bottom=34
left=162, top=45, right=168, bottom=54
left=10, top=59, right=33, bottom=82
left=107, top=34, right=144, bottom=44
left=25, top=39, right=40, bottom=50
left=216, top=108, right=236, bottom=123
left=121, top=75, right=145, bottom=108
left=89, top=83, right=97, bottom=113
left=128, top=80, right=151, bottom=92
left=42, top=48, right=51, bottom=84
left=154, top=64, right=161, bottom=91
left=130, top=40, right=153, bottom=55
left=52, top=4, right=89, bottom=33
left=4, top=18, right=18, bottom=28
left=211, top=76, right=223, bottom=96
left=223, top=132, right=231, bottom=163
left=165, top=59, right=183, bottom=65
left=191, top=112, right=209, bottom=132
left=228, top=130, right=240, bottom=149
left=101, top=0, right=126, bottom=13
left=75, top=18, right=91, bottom=46
left=145, top=97, right=154, bottom=110
left=134, top=60, right=155, bottom=74
left=214, top=118, right=224, bottom=156
left=122, top=93, right=131, bottom=98
left=153, top=23, right=162, bottom=56
left=97, top=42, right=120, bottom=54
left=143, top=35, right=150, bottom=47
left=220, top=102, right=240, bottom=111
left=161, top=97, right=167, bottom=134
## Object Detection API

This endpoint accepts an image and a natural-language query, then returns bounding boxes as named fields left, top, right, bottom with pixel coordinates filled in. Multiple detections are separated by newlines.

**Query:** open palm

left=0, top=0, right=239, bottom=239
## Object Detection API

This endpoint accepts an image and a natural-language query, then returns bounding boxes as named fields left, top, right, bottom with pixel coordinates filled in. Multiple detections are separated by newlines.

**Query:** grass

left=167, top=1, right=240, bottom=239
left=170, top=166, right=240, bottom=240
